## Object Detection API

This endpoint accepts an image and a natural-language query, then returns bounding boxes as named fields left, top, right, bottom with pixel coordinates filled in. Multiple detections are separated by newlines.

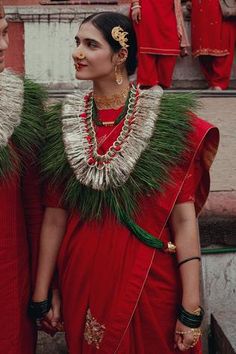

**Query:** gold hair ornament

left=111, top=26, right=129, bottom=49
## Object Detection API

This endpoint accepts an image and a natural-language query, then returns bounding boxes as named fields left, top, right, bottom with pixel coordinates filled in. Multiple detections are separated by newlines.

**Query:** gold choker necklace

left=93, top=86, right=130, bottom=110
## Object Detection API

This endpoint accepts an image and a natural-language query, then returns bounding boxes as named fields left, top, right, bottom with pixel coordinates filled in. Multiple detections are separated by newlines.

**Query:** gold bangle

left=175, top=328, right=202, bottom=348
left=175, top=328, right=202, bottom=336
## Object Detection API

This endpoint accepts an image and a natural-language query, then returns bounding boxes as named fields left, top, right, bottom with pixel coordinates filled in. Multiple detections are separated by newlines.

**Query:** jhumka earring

left=115, top=65, right=123, bottom=85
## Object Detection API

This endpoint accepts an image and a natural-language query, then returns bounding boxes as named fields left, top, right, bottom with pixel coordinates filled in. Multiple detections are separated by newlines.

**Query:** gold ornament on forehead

left=0, top=0, right=5, bottom=19
left=111, top=26, right=129, bottom=49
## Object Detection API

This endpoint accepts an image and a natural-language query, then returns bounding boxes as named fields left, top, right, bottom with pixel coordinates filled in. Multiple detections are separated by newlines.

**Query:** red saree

left=0, top=71, right=44, bottom=354
left=0, top=161, right=43, bottom=354
left=45, top=109, right=219, bottom=354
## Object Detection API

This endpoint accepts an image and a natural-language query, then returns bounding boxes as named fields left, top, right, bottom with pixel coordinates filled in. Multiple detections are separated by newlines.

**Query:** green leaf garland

left=41, top=91, right=199, bottom=222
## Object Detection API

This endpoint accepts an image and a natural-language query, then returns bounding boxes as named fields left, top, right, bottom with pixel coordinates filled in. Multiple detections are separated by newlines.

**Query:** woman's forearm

left=170, top=202, right=201, bottom=311
left=32, top=207, right=68, bottom=301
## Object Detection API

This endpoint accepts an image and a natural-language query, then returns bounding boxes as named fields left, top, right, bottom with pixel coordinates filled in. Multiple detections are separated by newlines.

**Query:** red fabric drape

left=45, top=110, right=219, bottom=354
left=0, top=154, right=43, bottom=354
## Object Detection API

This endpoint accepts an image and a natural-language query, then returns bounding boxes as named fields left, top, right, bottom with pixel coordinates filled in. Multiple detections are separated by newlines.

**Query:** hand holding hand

left=40, top=289, right=64, bottom=336
left=174, top=320, right=201, bottom=351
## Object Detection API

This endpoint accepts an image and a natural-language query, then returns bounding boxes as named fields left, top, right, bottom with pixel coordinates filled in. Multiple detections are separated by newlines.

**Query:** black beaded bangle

left=177, top=305, right=204, bottom=328
left=178, top=256, right=201, bottom=268
left=29, top=290, right=52, bottom=321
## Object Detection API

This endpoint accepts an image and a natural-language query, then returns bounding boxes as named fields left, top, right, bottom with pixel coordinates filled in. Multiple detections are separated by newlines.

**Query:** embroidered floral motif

left=84, top=308, right=106, bottom=349
left=192, top=48, right=229, bottom=58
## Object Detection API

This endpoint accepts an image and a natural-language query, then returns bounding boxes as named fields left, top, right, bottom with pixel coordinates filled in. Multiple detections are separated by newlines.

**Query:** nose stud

left=78, top=52, right=86, bottom=60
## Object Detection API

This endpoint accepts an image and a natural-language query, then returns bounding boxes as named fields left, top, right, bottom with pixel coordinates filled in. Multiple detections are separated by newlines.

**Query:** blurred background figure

left=0, top=2, right=45, bottom=353
left=188, top=0, right=236, bottom=90
left=130, top=0, right=189, bottom=89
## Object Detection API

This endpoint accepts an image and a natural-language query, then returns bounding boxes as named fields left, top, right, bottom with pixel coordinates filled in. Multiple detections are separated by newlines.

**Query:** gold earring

left=78, top=52, right=86, bottom=60
left=115, top=65, right=123, bottom=85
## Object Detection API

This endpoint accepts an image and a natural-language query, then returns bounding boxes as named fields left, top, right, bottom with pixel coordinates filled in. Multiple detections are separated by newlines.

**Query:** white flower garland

left=62, top=86, right=163, bottom=190
left=0, top=70, right=23, bottom=148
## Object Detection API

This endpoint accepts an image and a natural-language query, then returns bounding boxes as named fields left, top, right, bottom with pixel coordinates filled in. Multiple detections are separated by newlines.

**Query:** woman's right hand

left=40, top=289, right=64, bottom=336
left=131, top=8, right=141, bottom=24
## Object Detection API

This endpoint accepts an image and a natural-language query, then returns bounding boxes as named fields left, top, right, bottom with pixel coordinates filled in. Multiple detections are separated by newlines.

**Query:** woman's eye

left=87, top=41, right=97, bottom=48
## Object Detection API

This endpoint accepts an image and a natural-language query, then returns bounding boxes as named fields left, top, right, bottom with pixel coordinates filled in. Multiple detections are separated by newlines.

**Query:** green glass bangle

left=28, top=290, right=52, bottom=321
left=177, top=305, right=204, bottom=328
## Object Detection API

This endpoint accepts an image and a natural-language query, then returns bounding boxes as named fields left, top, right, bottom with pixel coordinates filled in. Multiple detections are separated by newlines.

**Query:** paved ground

left=197, top=97, right=236, bottom=193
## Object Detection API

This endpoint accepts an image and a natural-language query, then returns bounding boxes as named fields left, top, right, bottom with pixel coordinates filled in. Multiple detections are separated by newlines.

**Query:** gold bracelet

left=175, top=328, right=202, bottom=336
left=175, top=328, right=202, bottom=348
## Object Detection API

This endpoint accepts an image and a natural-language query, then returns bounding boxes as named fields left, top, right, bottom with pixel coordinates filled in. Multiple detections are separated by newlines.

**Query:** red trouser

left=199, top=20, right=236, bottom=89
left=137, top=53, right=177, bottom=88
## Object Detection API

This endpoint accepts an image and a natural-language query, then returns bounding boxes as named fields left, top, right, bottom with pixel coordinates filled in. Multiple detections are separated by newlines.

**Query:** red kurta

left=191, top=0, right=231, bottom=57
left=0, top=155, right=43, bottom=354
left=131, top=0, right=187, bottom=87
left=134, top=0, right=180, bottom=55
left=45, top=109, right=219, bottom=354
left=191, top=0, right=236, bottom=88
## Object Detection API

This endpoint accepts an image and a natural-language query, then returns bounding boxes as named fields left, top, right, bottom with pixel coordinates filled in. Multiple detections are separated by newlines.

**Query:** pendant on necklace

left=100, top=121, right=116, bottom=127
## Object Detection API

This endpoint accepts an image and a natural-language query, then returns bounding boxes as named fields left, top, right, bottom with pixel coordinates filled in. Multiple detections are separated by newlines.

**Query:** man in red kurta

left=0, top=3, right=44, bottom=353
left=190, top=0, right=236, bottom=89
left=131, top=0, right=189, bottom=88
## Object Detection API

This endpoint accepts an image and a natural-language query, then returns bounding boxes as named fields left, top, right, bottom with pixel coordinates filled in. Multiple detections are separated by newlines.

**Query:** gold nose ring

left=78, top=52, right=85, bottom=60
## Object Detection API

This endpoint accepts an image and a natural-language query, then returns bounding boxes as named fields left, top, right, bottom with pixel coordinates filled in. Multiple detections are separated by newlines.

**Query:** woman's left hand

left=40, top=289, right=64, bottom=336
left=174, top=320, right=201, bottom=351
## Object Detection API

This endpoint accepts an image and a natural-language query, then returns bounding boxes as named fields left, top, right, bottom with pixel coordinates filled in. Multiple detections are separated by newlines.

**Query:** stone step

left=36, top=332, right=68, bottom=354
left=199, top=216, right=236, bottom=248
left=210, top=312, right=236, bottom=354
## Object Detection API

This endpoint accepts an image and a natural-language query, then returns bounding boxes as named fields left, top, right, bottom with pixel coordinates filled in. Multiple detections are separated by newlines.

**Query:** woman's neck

left=93, top=78, right=130, bottom=110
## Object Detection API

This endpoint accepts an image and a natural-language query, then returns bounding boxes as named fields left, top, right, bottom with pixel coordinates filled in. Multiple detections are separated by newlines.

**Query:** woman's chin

left=75, top=72, right=90, bottom=81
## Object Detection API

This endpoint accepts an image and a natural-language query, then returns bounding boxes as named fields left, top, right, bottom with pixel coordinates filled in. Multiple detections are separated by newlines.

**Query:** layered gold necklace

left=93, top=85, right=130, bottom=110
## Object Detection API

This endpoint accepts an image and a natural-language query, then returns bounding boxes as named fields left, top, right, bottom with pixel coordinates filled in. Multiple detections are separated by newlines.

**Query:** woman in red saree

left=31, top=12, right=219, bottom=354
left=190, top=0, right=236, bottom=89
left=0, top=3, right=45, bottom=353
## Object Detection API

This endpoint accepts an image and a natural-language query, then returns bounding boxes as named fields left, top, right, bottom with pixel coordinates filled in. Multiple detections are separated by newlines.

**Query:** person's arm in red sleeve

left=22, top=158, right=44, bottom=289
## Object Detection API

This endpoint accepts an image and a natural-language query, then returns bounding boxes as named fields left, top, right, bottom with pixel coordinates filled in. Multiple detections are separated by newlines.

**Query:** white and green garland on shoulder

left=42, top=87, right=198, bottom=249
left=0, top=70, right=46, bottom=179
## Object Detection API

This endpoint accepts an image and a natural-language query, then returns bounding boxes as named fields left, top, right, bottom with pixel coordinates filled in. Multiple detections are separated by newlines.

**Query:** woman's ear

left=112, top=48, right=128, bottom=66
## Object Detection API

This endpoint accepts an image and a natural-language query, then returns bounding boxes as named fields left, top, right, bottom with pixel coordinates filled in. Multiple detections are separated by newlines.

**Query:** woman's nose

left=72, top=46, right=86, bottom=61
left=0, top=36, right=8, bottom=51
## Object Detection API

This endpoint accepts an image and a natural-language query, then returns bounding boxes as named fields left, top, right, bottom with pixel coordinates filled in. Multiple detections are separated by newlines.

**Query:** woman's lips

left=74, top=63, right=87, bottom=71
